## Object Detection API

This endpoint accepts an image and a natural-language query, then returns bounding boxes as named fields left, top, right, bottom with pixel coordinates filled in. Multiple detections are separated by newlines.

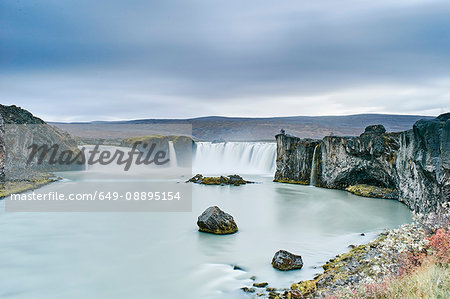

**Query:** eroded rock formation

left=0, top=104, right=81, bottom=184
left=274, top=114, right=450, bottom=213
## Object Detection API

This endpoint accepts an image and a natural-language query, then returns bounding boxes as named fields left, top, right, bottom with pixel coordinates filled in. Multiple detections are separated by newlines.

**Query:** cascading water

left=310, top=145, right=319, bottom=186
left=193, top=142, right=276, bottom=175
left=168, top=141, right=178, bottom=168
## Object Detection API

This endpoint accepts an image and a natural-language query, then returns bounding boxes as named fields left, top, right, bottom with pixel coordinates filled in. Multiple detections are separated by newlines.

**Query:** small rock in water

left=360, top=233, right=365, bottom=236
left=250, top=275, right=256, bottom=280
left=253, top=282, right=268, bottom=288
left=197, top=206, right=238, bottom=234
left=233, top=265, right=244, bottom=271
left=348, top=244, right=356, bottom=249
left=272, top=250, right=304, bottom=271
left=241, top=287, right=255, bottom=293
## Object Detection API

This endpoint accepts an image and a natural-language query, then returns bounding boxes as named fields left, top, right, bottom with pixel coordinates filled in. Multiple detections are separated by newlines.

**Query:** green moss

left=291, top=280, right=317, bottom=296
left=273, top=178, right=310, bottom=185
left=198, top=226, right=238, bottom=234
left=347, top=184, right=398, bottom=199
left=123, top=135, right=168, bottom=144
left=187, top=174, right=251, bottom=186
left=0, top=178, right=57, bottom=198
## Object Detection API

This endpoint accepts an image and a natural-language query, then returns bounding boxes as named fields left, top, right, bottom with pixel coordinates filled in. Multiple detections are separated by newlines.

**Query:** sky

left=1, top=0, right=450, bottom=122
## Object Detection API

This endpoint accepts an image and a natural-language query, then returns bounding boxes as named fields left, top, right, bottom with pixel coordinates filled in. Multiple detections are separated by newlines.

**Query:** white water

left=193, top=142, right=276, bottom=175
left=168, top=141, right=178, bottom=168
left=310, top=145, right=319, bottom=186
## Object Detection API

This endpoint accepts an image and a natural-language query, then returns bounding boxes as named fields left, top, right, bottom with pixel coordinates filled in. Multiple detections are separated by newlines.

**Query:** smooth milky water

left=193, top=142, right=276, bottom=175
left=0, top=143, right=413, bottom=299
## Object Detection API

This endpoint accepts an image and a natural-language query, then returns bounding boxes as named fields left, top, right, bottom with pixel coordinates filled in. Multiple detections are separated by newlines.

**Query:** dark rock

left=437, top=112, right=450, bottom=121
left=233, top=265, right=244, bottom=271
left=253, top=282, right=268, bottom=288
left=271, top=250, right=304, bottom=271
left=187, top=174, right=252, bottom=186
left=268, top=291, right=279, bottom=298
left=197, top=206, right=238, bottom=235
left=250, top=275, right=256, bottom=280
left=360, top=233, right=365, bottom=236
left=361, top=124, right=386, bottom=135
left=274, top=135, right=320, bottom=185
left=348, top=244, right=356, bottom=249
left=241, top=287, right=255, bottom=293
left=0, top=104, right=82, bottom=183
left=395, top=115, right=450, bottom=213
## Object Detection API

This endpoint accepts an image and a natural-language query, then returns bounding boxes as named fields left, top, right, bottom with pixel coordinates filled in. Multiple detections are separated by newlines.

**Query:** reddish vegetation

left=327, top=224, right=450, bottom=299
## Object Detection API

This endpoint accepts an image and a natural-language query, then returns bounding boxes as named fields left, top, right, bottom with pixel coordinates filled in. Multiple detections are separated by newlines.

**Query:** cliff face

left=275, top=115, right=450, bottom=213
left=0, top=105, right=81, bottom=182
left=395, top=113, right=450, bottom=213
left=318, top=126, right=400, bottom=191
left=274, top=135, right=320, bottom=184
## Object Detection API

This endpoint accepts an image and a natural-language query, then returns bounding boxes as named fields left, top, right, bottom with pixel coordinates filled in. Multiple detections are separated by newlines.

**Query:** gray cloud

left=1, top=0, right=449, bottom=121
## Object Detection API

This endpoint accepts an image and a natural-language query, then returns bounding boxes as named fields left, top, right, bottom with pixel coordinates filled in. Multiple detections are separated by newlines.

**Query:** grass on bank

left=328, top=224, right=450, bottom=299
left=328, top=261, right=449, bottom=299
left=0, top=178, right=57, bottom=198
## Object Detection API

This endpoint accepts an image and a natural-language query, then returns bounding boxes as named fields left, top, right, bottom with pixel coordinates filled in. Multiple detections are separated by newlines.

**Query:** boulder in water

left=197, top=206, right=238, bottom=234
left=272, top=250, right=303, bottom=271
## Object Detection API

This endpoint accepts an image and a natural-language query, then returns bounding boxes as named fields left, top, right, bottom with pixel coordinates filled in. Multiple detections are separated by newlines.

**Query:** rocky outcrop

left=272, top=250, right=304, bottom=271
left=395, top=113, right=450, bottom=213
left=274, top=136, right=320, bottom=185
left=274, top=114, right=450, bottom=213
left=197, top=206, right=238, bottom=234
left=187, top=174, right=252, bottom=186
left=0, top=104, right=81, bottom=189
left=318, top=127, right=400, bottom=195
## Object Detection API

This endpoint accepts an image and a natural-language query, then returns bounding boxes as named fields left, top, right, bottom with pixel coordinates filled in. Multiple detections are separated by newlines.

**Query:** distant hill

left=51, top=114, right=435, bottom=141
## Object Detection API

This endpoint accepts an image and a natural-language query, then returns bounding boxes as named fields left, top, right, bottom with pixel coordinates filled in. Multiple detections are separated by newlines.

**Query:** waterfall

left=193, top=142, right=276, bottom=175
left=310, top=145, right=319, bottom=186
left=168, top=141, right=178, bottom=168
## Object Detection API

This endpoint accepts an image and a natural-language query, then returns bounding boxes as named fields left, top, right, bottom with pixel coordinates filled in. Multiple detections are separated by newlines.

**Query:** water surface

left=0, top=173, right=412, bottom=298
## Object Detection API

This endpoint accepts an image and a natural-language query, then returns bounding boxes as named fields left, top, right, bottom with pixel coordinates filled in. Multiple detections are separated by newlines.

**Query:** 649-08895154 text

left=9, top=191, right=182, bottom=201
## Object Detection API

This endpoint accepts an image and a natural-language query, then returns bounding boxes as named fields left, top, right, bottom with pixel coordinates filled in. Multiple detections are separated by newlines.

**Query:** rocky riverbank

left=244, top=205, right=449, bottom=298
left=0, top=176, right=60, bottom=198
left=0, top=104, right=81, bottom=198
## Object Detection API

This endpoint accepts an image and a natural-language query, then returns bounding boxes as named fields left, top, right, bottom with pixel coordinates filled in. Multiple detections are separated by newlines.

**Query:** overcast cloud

left=1, top=0, right=449, bottom=121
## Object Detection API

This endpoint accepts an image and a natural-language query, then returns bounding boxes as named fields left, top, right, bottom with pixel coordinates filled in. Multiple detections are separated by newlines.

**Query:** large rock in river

left=197, top=206, right=238, bottom=235
left=272, top=250, right=304, bottom=271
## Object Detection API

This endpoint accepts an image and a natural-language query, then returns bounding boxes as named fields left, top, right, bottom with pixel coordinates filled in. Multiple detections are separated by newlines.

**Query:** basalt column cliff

left=274, top=114, right=450, bottom=213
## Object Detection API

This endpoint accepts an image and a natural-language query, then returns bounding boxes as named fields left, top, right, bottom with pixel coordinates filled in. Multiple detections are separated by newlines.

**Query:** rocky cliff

left=274, top=114, right=450, bottom=213
left=274, top=136, right=321, bottom=184
left=395, top=113, right=450, bottom=213
left=0, top=104, right=81, bottom=184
